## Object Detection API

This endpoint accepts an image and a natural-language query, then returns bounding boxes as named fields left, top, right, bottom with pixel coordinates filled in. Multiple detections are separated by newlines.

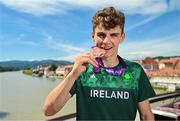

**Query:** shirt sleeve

left=69, top=72, right=83, bottom=97
left=69, top=79, right=77, bottom=97
left=138, top=66, right=156, bottom=102
left=69, top=65, right=90, bottom=97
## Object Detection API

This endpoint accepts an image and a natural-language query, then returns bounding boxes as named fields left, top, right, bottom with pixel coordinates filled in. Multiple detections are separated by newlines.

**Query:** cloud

left=0, top=40, right=38, bottom=46
left=119, top=34, right=180, bottom=60
left=0, top=34, right=39, bottom=46
left=126, top=14, right=162, bottom=32
left=56, top=53, right=81, bottom=62
left=19, top=41, right=38, bottom=46
left=0, top=0, right=179, bottom=16
left=45, top=34, right=86, bottom=53
left=0, top=0, right=69, bottom=16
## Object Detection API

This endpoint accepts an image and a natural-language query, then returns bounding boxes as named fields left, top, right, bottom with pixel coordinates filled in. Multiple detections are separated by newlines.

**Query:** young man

left=43, top=7, right=156, bottom=120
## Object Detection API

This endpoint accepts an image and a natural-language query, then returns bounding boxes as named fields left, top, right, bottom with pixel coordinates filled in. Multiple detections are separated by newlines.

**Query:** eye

left=97, top=33, right=106, bottom=39
left=111, top=34, right=118, bottom=38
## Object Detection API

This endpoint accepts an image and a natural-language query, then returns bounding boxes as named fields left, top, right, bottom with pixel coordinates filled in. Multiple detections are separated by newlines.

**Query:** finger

left=95, top=41, right=101, bottom=48
left=82, top=54, right=98, bottom=66
left=91, top=46, right=106, bottom=53
left=99, top=52, right=106, bottom=57
left=81, top=57, right=98, bottom=67
left=90, top=49, right=106, bottom=57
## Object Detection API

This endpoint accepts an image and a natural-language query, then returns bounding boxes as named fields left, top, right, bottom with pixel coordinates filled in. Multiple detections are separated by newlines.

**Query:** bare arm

left=138, top=100, right=155, bottom=121
left=43, top=53, right=99, bottom=116
left=43, top=70, right=79, bottom=116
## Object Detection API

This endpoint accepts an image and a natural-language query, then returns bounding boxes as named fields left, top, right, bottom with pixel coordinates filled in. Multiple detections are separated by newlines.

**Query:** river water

left=0, top=71, right=168, bottom=120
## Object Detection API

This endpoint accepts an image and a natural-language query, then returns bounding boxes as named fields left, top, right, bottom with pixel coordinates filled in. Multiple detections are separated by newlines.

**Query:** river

left=0, top=71, right=169, bottom=120
left=0, top=71, right=76, bottom=120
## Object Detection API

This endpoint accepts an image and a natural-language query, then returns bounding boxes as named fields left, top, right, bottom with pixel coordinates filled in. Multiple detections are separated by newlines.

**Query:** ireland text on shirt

left=90, top=89, right=129, bottom=99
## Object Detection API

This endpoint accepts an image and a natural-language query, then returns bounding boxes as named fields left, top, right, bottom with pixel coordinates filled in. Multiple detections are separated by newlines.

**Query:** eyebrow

left=97, top=32, right=106, bottom=35
left=97, top=32, right=120, bottom=35
left=111, top=33, right=120, bottom=36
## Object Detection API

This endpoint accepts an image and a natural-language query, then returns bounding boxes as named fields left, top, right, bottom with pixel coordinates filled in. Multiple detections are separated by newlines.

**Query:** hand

left=90, top=46, right=107, bottom=58
left=71, top=53, right=98, bottom=76
left=71, top=47, right=106, bottom=76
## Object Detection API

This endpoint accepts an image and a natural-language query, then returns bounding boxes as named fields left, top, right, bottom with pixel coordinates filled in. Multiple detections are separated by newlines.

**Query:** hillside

left=0, top=60, right=73, bottom=70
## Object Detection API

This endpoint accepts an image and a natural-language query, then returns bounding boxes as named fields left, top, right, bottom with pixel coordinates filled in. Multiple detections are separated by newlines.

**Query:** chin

left=103, top=53, right=113, bottom=58
left=104, top=51, right=118, bottom=58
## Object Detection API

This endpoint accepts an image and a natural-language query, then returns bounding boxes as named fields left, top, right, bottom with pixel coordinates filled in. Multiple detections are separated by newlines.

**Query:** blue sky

left=0, top=0, right=180, bottom=62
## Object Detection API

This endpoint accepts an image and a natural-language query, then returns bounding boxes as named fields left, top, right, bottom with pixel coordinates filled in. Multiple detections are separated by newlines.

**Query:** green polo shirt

left=70, top=59, right=156, bottom=120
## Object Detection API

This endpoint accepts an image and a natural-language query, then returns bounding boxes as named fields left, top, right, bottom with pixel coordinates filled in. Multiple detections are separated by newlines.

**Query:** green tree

left=49, top=64, right=58, bottom=71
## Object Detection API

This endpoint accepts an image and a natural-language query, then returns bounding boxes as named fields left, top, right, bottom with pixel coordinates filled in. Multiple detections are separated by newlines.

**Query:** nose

left=103, top=35, right=111, bottom=44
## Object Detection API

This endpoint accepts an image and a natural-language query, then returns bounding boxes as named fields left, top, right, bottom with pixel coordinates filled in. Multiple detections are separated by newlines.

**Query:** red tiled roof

left=136, top=57, right=180, bottom=77
left=142, top=57, right=158, bottom=65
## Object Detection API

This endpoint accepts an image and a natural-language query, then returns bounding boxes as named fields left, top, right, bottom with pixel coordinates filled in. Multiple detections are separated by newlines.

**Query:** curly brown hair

left=92, top=7, right=125, bottom=33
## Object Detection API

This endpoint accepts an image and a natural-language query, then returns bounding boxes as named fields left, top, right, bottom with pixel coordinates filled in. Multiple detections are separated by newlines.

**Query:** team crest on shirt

left=123, top=73, right=131, bottom=80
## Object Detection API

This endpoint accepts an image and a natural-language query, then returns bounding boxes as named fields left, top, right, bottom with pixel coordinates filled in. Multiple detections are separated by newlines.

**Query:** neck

left=102, top=54, right=119, bottom=68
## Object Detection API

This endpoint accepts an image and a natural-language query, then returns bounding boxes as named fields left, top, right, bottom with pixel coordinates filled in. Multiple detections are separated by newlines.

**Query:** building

left=44, top=66, right=51, bottom=77
left=56, top=66, right=64, bottom=76
left=142, top=57, right=159, bottom=71
left=64, top=64, right=73, bottom=77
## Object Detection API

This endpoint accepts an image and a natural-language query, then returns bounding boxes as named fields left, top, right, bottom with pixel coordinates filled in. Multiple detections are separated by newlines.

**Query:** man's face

left=92, top=25, right=125, bottom=58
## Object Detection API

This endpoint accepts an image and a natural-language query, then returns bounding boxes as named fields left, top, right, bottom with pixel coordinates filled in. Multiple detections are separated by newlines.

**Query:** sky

left=0, top=0, right=180, bottom=62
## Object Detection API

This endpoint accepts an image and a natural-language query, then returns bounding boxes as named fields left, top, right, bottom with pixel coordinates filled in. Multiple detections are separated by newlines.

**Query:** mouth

left=92, top=46, right=112, bottom=52
left=103, top=47, right=112, bottom=50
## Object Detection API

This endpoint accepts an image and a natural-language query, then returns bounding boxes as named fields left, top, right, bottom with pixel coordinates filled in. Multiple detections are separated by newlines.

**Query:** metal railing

left=149, top=91, right=180, bottom=103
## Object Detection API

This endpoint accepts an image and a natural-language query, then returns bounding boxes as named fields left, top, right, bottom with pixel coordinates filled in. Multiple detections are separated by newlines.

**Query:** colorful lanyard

left=93, top=55, right=127, bottom=76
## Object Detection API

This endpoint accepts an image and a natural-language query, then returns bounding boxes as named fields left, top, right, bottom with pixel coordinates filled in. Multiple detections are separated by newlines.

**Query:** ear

left=120, top=32, right=125, bottom=43
left=91, top=32, right=95, bottom=41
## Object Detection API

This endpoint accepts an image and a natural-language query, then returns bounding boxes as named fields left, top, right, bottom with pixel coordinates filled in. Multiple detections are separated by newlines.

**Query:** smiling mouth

left=103, top=47, right=112, bottom=50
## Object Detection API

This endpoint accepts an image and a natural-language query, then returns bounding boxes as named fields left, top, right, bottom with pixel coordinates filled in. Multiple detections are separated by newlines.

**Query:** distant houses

left=142, top=57, right=159, bottom=71
left=32, top=64, right=49, bottom=77
left=30, top=64, right=73, bottom=79
left=136, top=57, right=180, bottom=77
left=44, top=66, right=51, bottom=77
left=64, top=65, right=73, bottom=77
left=56, top=66, right=64, bottom=76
